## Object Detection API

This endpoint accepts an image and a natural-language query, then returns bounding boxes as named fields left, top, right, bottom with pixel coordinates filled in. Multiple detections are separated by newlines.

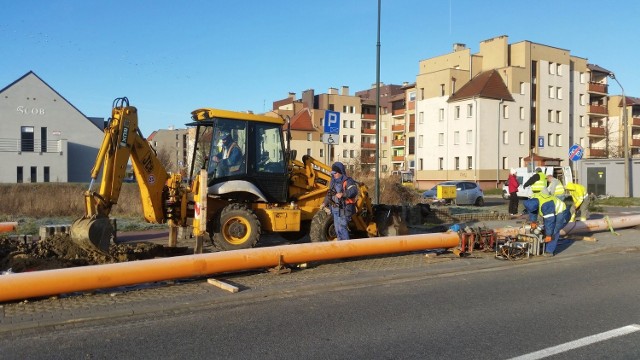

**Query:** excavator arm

left=71, top=97, right=187, bottom=253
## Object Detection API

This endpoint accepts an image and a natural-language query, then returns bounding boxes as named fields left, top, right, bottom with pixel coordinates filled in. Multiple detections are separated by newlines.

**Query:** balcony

left=392, top=139, right=404, bottom=147
left=0, top=138, right=64, bottom=153
left=361, top=113, right=376, bottom=120
left=392, top=156, right=404, bottom=162
left=588, top=105, right=607, bottom=115
left=588, top=127, right=606, bottom=137
left=632, top=139, right=640, bottom=147
left=633, top=117, right=640, bottom=127
left=361, top=143, right=376, bottom=149
left=391, top=124, right=405, bottom=132
left=588, top=82, right=608, bottom=94
left=588, top=148, right=606, bottom=158
left=361, top=128, right=376, bottom=134
left=392, top=108, right=405, bottom=117
left=360, top=155, right=375, bottom=164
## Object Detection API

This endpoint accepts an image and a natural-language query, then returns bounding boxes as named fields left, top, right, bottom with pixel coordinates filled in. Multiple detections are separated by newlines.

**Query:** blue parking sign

left=538, top=136, right=544, bottom=148
left=324, top=110, right=340, bottom=135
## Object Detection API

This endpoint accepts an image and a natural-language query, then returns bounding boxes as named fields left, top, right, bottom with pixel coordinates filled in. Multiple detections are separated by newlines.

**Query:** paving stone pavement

left=1, top=207, right=639, bottom=337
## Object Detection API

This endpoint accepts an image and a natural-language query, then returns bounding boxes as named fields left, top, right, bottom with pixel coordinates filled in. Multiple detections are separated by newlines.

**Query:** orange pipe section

left=494, top=214, right=640, bottom=238
left=0, top=232, right=459, bottom=303
left=0, top=222, right=17, bottom=233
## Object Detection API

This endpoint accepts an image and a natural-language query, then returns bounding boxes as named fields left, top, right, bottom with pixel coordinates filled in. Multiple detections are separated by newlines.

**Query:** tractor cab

left=188, top=109, right=289, bottom=203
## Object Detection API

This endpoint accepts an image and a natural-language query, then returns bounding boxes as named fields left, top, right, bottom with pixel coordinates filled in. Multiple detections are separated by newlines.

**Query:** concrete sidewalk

left=1, top=212, right=638, bottom=337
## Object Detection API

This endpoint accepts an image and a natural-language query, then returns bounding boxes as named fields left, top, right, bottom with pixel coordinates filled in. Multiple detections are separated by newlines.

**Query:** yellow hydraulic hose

left=0, top=232, right=460, bottom=303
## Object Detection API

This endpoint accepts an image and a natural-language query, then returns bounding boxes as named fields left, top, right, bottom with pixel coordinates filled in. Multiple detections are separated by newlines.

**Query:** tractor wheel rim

left=223, top=217, right=250, bottom=245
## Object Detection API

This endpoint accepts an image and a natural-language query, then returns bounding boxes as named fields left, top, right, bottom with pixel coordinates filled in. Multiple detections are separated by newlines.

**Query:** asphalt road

left=1, top=247, right=639, bottom=359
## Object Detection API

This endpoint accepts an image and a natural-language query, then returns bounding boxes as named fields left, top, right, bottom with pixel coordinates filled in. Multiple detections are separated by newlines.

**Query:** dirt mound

left=0, top=234, right=187, bottom=273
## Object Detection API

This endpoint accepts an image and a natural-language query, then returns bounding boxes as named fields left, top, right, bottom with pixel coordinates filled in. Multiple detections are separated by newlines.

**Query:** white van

left=502, top=166, right=573, bottom=199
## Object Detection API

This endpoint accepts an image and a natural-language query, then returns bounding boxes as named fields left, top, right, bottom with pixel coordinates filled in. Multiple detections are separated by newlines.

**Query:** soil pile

left=0, top=234, right=188, bottom=273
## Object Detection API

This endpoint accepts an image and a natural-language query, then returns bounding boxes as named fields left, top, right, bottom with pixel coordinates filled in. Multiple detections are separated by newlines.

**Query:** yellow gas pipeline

left=0, top=222, right=17, bottom=233
left=0, top=232, right=459, bottom=303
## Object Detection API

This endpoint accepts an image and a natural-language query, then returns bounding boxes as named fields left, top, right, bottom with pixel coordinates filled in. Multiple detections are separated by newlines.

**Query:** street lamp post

left=608, top=73, right=630, bottom=197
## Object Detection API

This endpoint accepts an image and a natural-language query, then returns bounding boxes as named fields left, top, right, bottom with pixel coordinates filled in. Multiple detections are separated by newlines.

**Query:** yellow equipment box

left=436, top=185, right=456, bottom=199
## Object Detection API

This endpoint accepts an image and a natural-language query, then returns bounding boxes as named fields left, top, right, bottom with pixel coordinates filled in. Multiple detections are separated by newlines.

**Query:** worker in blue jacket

left=319, top=161, right=359, bottom=240
left=523, top=191, right=571, bottom=256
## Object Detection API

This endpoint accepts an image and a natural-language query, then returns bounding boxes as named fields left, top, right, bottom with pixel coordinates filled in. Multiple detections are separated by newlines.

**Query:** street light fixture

left=608, top=72, right=630, bottom=197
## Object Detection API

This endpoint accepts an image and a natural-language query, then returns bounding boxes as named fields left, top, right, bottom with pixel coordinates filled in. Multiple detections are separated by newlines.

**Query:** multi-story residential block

left=607, top=95, right=640, bottom=158
left=0, top=71, right=104, bottom=183
left=147, top=127, right=190, bottom=175
left=414, top=35, right=607, bottom=189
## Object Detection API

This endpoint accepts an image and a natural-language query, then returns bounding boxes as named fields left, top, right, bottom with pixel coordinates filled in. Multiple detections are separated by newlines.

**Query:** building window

left=350, top=120, right=355, bottom=128
left=419, top=112, right=424, bottom=124
left=520, top=82, right=526, bottom=95
left=467, top=156, right=473, bottom=169
left=520, top=107, right=525, bottom=120
left=503, top=105, right=509, bottom=119
left=548, top=110, right=553, bottom=122
left=409, top=91, right=416, bottom=101
left=307, top=133, right=312, bottom=141
left=343, top=105, right=348, bottom=112
left=502, top=131, right=508, bottom=144
left=343, top=150, right=348, bottom=158
left=557, top=87, right=563, bottom=99
left=519, top=157, right=524, bottom=167
left=549, top=62, right=555, bottom=75
left=438, top=157, right=444, bottom=170
left=455, top=106, right=460, bottom=119
left=454, top=131, right=460, bottom=145
left=454, top=157, right=460, bottom=170
left=556, top=111, right=562, bottom=123
left=438, top=133, right=444, bottom=146
left=548, top=133, right=554, bottom=146
left=21, top=126, right=34, bottom=152
left=548, top=86, right=554, bottom=99
left=320, top=149, right=324, bottom=157
left=439, top=109, right=444, bottom=121
left=17, top=167, right=23, bottom=183
left=44, top=166, right=50, bottom=182
left=420, top=88, right=424, bottom=100
left=580, top=73, right=586, bottom=84
left=556, top=134, right=562, bottom=147
left=556, top=63, right=562, bottom=76
left=466, top=130, right=473, bottom=144
left=307, top=148, right=312, bottom=156
left=41, top=127, right=47, bottom=152
left=467, top=104, right=473, bottom=117
left=580, top=115, right=585, bottom=127
left=519, top=132, right=525, bottom=145
left=30, top=166, right=37, bottom=183
left=350, top=150, right=355, bottom=158
left=419, top=158, right=423, bottom=170
left=580, top=94, right=585, bottom=105
left=419, top=135, right=424, bottom=148
left=502, top=157, right=508, bottom=169
left=440, top=84, right=445, bottom=96
left=343, top=120, right=348, bottom=128
left=343, top=135, right=347, bottom=143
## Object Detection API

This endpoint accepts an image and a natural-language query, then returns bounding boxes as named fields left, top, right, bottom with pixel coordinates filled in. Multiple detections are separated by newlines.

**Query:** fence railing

left=0, top=139, right=63, bottom=153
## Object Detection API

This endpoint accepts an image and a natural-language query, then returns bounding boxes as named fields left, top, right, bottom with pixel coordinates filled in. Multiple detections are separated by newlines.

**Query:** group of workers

left=512, top=167, right=591, bottom=257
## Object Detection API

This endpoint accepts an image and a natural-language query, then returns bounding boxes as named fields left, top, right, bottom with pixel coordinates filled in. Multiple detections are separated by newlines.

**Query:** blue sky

left=2, top=0, right=638, bottom=135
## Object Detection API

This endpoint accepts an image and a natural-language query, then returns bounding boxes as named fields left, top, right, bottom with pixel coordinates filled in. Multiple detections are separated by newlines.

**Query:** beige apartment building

left=147, top=128, right=189, bottom=175
left=414, top=35, right=612, bottom=189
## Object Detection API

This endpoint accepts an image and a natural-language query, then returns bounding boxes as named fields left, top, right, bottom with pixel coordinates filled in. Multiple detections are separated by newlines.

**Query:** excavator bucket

left=70, top=216, right=114, bottom=253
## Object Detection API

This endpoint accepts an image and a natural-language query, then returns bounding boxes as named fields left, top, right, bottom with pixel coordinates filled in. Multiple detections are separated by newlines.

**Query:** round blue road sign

left=568, top=144, right=584, bottom=161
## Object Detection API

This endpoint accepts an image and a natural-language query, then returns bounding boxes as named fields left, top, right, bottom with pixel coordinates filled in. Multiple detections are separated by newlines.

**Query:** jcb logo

left=142, top=153, right=154, bottom=173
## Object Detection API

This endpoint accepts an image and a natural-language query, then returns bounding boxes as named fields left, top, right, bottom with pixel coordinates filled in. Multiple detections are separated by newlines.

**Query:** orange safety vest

left=343, top=179, right=357, bottom=205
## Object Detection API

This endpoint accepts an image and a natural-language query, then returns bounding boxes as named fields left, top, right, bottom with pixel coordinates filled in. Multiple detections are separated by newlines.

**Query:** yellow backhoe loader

left=70, top=98, right=410, bottom=253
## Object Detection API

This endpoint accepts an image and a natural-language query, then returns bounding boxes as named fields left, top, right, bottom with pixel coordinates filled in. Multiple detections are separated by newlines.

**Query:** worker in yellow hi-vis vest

left=565, top=182, right=590, bottom=222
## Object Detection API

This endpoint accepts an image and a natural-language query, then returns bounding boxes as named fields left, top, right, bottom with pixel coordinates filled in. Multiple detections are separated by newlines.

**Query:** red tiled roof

left=286, top=108, right=317, bottom=131
left=448, top=70, right=514, bottom=102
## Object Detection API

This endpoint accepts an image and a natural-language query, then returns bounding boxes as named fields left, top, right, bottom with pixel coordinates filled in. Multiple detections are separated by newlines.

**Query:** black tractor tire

left=211, top=203, right=261, bottom=251
left=309, top=210, right=337, bottom=242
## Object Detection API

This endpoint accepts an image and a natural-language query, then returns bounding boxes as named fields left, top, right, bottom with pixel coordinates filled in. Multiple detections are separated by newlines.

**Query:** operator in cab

left=212, top=133, right=242, bottom=176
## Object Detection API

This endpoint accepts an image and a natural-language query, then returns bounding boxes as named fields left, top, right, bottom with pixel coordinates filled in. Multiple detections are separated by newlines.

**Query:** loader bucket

left=70, top=216, right=114, bottom=253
